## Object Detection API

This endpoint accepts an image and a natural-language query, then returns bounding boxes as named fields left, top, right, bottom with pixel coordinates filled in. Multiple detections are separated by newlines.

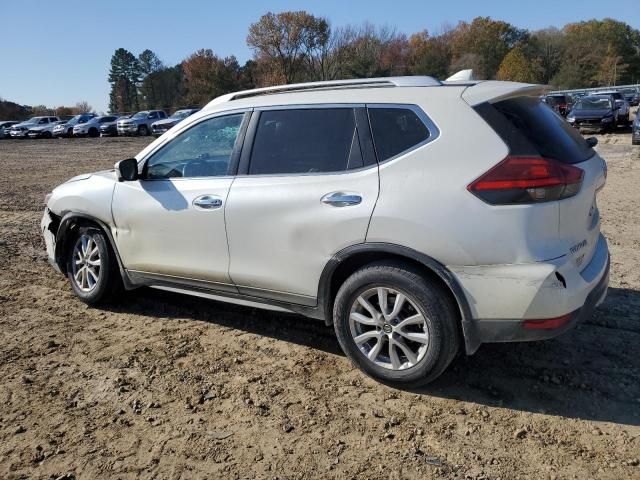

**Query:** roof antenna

left=446, top=69, right=475, bottom=82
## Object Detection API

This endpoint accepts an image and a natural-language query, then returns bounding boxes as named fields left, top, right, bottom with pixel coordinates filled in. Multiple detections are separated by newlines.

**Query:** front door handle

left=193, top=195, right=223, bottom=210
left=321, top=192, right=362, bottom=207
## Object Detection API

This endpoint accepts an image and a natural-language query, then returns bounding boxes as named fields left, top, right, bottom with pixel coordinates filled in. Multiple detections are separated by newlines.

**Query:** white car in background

left=54, top=114, right=96, bottom=138
left=10, top=116, right=59, bottom=138
left=41, top=75, right=609, bottom=386
left=0, top=121, right=19, bottom=139
left=73, top=115, right=119, bottom=137
left=28, top=118, right=64, bottom=138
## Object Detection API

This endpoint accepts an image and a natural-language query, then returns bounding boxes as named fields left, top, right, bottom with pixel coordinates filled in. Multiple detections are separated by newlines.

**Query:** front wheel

left=138, top=125, right=149, bottom=136
left=333, top=262, right=459, bottom=387
left=66, top=227, right=121, bottom=305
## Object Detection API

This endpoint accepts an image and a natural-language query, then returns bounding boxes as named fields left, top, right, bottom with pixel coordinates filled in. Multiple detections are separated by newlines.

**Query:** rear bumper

left=469, top=254, right=609, bottom=345
left=452, top=234, right=610, bottom=352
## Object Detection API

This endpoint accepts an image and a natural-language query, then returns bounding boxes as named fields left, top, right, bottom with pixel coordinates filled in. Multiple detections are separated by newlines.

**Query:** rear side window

left=475, top=97, right=594, bottom=164
left=249, top=108, right=362, bottom=175
left=368, top=108, right=430, bottom=162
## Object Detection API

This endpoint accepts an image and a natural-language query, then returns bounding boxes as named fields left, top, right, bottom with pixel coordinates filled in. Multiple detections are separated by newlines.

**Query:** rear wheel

left=66, top=226, right=121, bottom=305
left=333, top=262, right=459, bottom=387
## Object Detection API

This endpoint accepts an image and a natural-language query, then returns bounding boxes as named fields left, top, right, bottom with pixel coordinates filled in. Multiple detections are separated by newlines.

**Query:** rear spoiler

left=462, top=81, right=548, bottom=106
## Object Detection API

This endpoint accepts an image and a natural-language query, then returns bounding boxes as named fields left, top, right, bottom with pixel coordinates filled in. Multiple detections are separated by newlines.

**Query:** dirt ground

left=0, top=131, right=638, bottom=480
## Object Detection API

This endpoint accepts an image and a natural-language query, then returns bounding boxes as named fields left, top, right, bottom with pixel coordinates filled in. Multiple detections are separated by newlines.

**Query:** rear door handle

left=193, top=195, right=223, bottom=210
left=321, top=192, right=362, bottom=207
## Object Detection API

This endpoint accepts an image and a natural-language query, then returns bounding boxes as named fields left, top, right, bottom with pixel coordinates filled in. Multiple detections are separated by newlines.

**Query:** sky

left=1, top=0, right=639, bottom=113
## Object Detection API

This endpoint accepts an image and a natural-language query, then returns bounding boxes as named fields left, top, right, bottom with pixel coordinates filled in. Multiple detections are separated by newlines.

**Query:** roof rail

left=204, top=76, right=441, bottom=108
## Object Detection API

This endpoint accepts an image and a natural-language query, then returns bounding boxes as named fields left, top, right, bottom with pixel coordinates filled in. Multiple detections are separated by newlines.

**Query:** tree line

left=2, top=13, right=639, bottom=120
left=106, top=13, right=640, bottom=114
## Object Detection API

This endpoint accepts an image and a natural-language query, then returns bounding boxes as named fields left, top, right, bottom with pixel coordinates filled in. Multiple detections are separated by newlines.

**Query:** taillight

left=467, top=156, right=584, bottom=205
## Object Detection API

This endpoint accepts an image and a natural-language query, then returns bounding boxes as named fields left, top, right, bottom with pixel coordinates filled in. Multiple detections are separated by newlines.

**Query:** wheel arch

left=54, top=212, right=134, bottom=289
left=318, top=243, right=480, bottom=354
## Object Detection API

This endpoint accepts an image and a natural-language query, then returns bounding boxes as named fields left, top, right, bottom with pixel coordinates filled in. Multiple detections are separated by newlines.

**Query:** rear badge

left=570, top=239, right=587, bottom=255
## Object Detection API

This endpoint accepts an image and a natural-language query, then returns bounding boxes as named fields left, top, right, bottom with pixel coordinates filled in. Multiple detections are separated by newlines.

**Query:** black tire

left=43, top=131, right=52, bottom=139
left=138, top=125, right=149, bottom=136
left=88, top=127, right=99, bottom=138
left=65, top=226, right=122, bottom=305
left=67, top=128, right=74, bottom=138
left=333, top=261, right=459, bottom=387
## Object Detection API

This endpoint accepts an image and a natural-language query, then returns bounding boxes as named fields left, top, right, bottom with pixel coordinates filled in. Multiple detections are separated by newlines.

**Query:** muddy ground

left=0, top=132, right=638, bottom=480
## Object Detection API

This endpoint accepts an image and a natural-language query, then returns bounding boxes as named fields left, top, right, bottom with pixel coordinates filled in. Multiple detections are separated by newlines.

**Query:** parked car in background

left=10, top=116, right=59, bottom=138
left=28, top=118, right=64, bottom=138
left=633, top=114, right=640, bottom=145
left=567, top=95, right=618, bottom=132
left=151, top=109, right=200, bottom=136
left=621, top=88, right=640, bottom=107
left=0, top=121, right=19, bottom=139
left=53, top=114, right=96, bottom=138
left=117, top=110, right=167, bottom=136
left=99, top=115, right=128, bottom=137
left=593, top=90, right=630, bottom=125
left=73, top=115, right=119, bottom=137
left=544, top=94, right=572, bottom=116
left=53, top=113, right=96, bottom=137
left=42, top=76, right=609, bottom=386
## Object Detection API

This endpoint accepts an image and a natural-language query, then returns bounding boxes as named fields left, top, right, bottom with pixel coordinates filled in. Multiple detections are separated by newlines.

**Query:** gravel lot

left=0, top=133, right=639, bottom=479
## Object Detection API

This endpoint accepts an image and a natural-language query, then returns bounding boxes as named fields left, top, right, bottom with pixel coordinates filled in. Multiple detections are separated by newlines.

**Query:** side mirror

left=115, top=158, right=139, bottom=182
left=586, top=137, right=598, bottom=148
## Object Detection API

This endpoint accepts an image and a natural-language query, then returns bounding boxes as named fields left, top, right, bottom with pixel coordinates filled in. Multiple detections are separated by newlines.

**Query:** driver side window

left=145, top=113, right=244, bottom=179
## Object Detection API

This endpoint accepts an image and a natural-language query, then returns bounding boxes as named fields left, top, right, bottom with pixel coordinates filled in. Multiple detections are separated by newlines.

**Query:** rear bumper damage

left=452, top=234, right=610, bottom=353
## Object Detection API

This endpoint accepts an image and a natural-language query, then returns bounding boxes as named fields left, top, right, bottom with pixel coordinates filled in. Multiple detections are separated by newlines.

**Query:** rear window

left=368, top=108, right=430, bottom=161
left=475, top=97, right=594, bottom=164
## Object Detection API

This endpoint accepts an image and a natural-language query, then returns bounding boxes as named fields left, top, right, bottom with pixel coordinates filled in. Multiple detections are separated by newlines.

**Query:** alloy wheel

left=71, top=234, right=101, bottom=292
left=349, top=287, right=430, bottom=370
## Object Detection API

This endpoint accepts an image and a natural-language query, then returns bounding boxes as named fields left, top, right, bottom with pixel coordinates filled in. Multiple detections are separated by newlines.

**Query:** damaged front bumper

left=41, top=208, right=61, bottom=272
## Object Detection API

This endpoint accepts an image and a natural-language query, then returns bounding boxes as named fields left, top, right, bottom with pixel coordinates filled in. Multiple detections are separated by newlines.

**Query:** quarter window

left=145, top=113, right=244, bottom=179
left=368, top=108, right=430, bottom=161
left=249, top=108, right=362, bottom=175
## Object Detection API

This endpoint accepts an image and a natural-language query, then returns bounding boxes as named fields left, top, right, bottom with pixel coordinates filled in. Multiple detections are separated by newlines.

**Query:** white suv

left=41, top=76, right=610, bottom=386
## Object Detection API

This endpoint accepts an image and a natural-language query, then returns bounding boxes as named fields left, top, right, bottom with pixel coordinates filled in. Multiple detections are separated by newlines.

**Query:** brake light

left=467, top=156, right=584, bottom=205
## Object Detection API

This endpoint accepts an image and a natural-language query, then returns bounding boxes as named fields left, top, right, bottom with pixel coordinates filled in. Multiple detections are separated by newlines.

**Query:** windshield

left=574, top=97, right=612, bottom=110
left=132, top=111, right=149, bottom=119
left=66, top=115, right=84, bottom=125
left=545, top=96, right=567, bottom=106
left=170, top=110, right=190, bottom=119
left=25, top=117, right=43, bottom=123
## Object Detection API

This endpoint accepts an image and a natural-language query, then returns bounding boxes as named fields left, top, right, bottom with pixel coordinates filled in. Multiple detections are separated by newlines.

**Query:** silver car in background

left=117, top=110, right=167, bottom=136
left=10, top=116, right=59, bottom=138
left=151, top=109, right=200, bottom=136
